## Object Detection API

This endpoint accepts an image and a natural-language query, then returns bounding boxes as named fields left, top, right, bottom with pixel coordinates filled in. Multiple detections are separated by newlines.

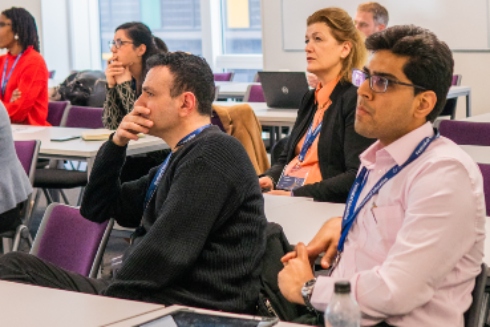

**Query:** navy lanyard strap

left=337, top=132, right=439, bottom=253
left=143, top=124, right=212, bottom=210
left=298, top=121, right=322, bottom=162
left=1, top=52, right=23, bottom=97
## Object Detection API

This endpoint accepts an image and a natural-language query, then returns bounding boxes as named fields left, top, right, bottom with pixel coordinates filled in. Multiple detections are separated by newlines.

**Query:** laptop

left=258, top=71, right=309, bottom=109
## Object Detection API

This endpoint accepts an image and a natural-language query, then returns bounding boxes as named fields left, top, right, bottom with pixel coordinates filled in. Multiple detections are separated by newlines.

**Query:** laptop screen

left=258, top=71, right=309, bottom=109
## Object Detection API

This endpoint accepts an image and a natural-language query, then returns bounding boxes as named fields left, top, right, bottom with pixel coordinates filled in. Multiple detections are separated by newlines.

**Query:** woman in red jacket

left=0, top=7, right=49, bottom=126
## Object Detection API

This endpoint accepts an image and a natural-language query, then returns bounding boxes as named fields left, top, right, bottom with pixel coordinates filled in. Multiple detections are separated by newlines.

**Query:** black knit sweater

left=80, top=126, right=267, bottom=314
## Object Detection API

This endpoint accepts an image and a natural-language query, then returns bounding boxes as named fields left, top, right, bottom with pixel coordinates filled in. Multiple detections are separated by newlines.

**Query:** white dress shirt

left=311, top=122, right=486, bottom=326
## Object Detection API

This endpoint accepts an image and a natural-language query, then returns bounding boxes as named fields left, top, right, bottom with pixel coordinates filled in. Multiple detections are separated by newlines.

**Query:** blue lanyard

left=143, top=124, right=212, bottom=210
left=298, top=121, right=322, bottom=162
left=337, top=132, right=439, bottom=253
left=1, top=52, right=23, bottom=97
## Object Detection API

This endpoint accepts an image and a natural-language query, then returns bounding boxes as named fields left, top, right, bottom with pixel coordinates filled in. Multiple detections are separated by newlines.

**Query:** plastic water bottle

left=324, top=281, right=361, bottom=327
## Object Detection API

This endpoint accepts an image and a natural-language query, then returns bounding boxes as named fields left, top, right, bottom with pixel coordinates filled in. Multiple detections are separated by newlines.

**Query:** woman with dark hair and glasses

left=259, top=8, right=374, bottom=202
left=103, top=22, right=168, bottom=130
left=0, top=7, right=49, bottom=126
left=104, top=22, right=169, bottom=181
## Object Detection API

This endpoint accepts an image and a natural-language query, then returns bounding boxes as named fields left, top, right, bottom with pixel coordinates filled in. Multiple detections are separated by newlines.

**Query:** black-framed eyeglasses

left=108, top=39, right=134, bottom=50
left=352, top=68, right=427, bottom=93
left=0, top=22, right=12, bottom=28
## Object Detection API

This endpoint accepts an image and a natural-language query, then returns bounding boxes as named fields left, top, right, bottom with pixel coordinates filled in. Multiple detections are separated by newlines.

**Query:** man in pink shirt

left=278, top=25, right=485, bottom=327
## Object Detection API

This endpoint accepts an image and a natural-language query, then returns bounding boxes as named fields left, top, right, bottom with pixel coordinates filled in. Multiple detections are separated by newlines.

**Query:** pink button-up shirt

left=311, top=122, right=485, bottom=326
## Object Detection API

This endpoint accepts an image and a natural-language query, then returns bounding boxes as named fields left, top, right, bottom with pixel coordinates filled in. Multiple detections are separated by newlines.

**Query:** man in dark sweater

left=0, top=52, right=267, bottom=314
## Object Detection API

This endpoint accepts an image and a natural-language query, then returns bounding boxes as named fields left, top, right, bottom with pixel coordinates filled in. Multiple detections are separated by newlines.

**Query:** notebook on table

left=258, top=71, right=309, bottom=109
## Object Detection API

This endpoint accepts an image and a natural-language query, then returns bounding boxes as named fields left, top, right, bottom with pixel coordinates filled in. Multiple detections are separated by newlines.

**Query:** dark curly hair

left=2, top=7, right=40, bottom=52
left=146, top=52, right=215, bottom=116
left=365, top=25, right=454, bottom=122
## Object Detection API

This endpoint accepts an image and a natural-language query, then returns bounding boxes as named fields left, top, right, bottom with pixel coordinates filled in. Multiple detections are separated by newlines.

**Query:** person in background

left=0, top=102, right=32, bottom=233
left=354, top=2, right=389, bottom=38
left=260, top=7, right=374, bottom=203
left=278, top=25, right=483, bottom=327
left=0, top=7, right=49, bottom=126
left=307, top=2, right=389, bottom=88
left=0, top=52, right=266, bottom=315
left=103, top=22, right=169, bottom=181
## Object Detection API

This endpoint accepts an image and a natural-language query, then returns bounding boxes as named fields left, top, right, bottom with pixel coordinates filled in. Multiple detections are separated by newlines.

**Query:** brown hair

left=307, top=7, right=367, bottom=83
left=357, top=2, right=389, bottom=26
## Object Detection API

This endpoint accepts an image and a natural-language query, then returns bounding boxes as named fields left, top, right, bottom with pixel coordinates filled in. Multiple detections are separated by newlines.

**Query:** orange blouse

left=282, top=76, right=340, bottom=185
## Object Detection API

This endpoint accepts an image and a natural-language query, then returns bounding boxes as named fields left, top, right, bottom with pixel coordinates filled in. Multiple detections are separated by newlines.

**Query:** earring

left=14, top=34, right=19, bottom=40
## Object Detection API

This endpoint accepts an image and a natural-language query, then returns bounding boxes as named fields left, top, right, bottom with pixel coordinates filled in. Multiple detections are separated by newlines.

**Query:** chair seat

left=34, top=169, right=87, bottom=189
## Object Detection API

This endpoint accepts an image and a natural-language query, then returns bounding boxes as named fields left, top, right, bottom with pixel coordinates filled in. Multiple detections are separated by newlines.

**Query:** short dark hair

left=115, top=22, right=168, bottom=95
left=146, top=52, right=215, bottom=116
left=2, top=7, right=40, bottom=52
left=365, top=25, right=454, bottom=122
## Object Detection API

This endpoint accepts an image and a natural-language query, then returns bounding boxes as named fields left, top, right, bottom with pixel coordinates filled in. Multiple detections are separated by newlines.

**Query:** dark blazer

left=263, top=81, right=374, bottom=203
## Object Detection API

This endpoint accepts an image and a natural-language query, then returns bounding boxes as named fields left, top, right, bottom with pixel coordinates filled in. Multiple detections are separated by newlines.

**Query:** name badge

left=276, top=175, right=306, bottom=191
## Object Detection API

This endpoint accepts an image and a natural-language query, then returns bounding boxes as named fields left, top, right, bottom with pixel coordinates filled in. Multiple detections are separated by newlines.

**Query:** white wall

left=261, top=0, right=490, bottom=118
left=40, top=0, right=71, bottom=80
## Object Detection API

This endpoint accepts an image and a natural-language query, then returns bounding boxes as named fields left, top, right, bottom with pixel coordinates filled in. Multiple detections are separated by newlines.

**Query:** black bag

left=58, top=70, right=106, bottom=106
left=257, top=222, right=322, bottom=326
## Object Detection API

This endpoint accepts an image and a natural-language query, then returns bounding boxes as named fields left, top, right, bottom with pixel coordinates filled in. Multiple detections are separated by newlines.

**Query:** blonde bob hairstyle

left=307, top=7, right=367, bottom=83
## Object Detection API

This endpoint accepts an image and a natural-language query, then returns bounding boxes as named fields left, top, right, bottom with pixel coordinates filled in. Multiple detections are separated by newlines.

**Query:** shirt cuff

left=310, top=275, right=336, bottom=312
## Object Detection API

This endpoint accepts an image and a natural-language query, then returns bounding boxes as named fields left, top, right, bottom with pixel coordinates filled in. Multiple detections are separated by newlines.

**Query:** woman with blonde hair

left=260, top=7, right=374, bottom=202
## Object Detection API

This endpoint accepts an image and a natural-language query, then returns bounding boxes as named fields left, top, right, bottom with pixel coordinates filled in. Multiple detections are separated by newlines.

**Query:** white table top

left=263, top=194, right=345, bottom=245
left=12, top=125, right=167, bottom=159
left=215, top=81, right=257, bottom=99
left=214, top=101, right=298, bottom=127
left=446, top=85, right=471, bottom=99
left=0, top=280, right=163, bottom=327
left=104, top=305, right=306, bottom=327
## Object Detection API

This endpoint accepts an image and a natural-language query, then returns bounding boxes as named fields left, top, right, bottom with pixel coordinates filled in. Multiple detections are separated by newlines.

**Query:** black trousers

left=0, top=252, right=110, bottom=294
left=0, top=206, right=22, bottom=233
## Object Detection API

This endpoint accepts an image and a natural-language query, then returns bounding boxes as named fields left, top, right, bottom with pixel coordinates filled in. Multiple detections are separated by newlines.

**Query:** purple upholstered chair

left=213, top=72, right=234, bottom=82
left=34, top=105, right=104, bottom=206
left=64, top=105, right=104, bottom=129
left=30, top=203, right=114, bottom=278
left=243, top=84, right=266, bottom=103
left=478, top=163, right=490, bottom=216
left=439, top=120, right=490, bottom=146
left=1, top=140, right=40, bottom=252
left=47, top=101, right=70, bottom=127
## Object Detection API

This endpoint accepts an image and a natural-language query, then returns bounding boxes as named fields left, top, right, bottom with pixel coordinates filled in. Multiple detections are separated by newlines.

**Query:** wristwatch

left=301, top=278, right=317, bottom=312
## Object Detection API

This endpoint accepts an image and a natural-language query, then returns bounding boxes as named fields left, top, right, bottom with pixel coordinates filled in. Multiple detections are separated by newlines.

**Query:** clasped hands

left=277, top=216, right=342, bottom=305
left=105, top=56, right=132, bottom=88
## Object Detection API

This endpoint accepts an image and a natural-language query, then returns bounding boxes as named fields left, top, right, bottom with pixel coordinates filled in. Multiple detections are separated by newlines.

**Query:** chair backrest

left=439, top=74, right=463, bottom=119
left=478, top=163, right=490, bottom=216
left=14, top=140, right=40, bottom=224
left=31, top=203, right=114, bottom=278
left=439, top=120, right=490, bottom=146
left=243, top=84, right=266, bottom=102
left=214, top=72, right=234, bottom=82
left=464, top=263, right=489, bottom=327
left=14, top=140, right=40, bottom=186
left=47, top=101, right=70, bottom=127
left=64, top=105, right=104, bottom=129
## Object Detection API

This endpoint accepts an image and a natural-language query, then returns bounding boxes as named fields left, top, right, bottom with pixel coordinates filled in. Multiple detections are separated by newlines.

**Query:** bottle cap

left=334, top=281, right=351, bottom=294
